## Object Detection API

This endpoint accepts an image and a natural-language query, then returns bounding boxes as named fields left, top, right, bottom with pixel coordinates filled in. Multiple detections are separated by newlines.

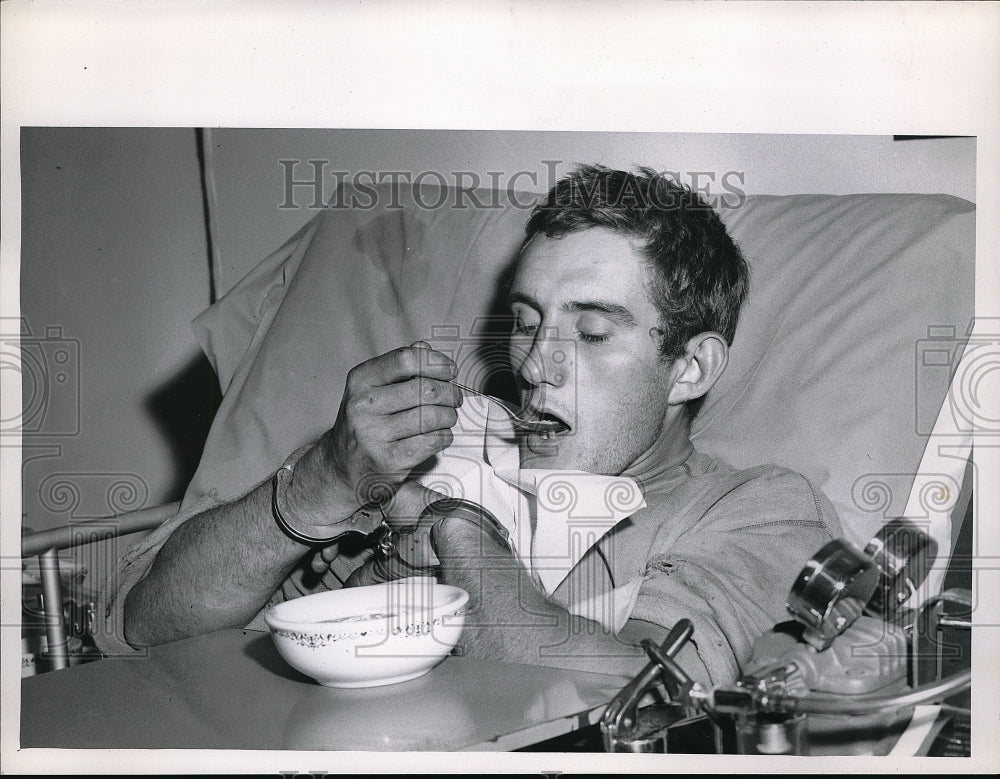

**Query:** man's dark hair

left=522, top=164, right=750, bottom=361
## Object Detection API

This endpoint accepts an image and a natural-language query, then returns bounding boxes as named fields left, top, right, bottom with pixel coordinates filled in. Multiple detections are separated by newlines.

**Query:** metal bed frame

left=21, top=502, right=180, bottom=671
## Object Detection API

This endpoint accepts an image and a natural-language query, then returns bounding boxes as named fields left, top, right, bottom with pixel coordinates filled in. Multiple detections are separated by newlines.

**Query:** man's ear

left=666, top=332, right=729, bottom=405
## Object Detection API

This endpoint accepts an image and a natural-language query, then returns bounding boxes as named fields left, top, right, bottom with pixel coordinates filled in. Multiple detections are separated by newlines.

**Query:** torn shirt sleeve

left=627, top=467, right=840, bottom=686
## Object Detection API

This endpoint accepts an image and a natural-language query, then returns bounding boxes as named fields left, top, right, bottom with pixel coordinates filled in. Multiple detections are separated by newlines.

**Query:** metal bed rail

left=21, top=501, right=180, bottom=671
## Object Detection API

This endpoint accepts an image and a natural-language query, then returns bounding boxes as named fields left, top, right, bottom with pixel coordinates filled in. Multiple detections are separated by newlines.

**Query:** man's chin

left=518, top=435, right=569, bottom=468
left=517, top=435, right=592, bottom=471
left=518, top=437, right=629, bottom=476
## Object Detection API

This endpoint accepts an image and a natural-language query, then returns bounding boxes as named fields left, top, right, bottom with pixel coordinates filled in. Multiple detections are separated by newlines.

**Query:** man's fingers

left=332, top=345, right=462, bottom=496
left=350, top=376, right=462, bottom=416
left=348, top=344, right=457, bottom=390
left=383, top=405, right=459, bottom=441
left=388, top=429, right=455, bottom=469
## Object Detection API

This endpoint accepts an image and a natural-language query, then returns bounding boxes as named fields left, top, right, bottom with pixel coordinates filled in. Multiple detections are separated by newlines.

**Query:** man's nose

left=516, top=327, right=571, bottom=388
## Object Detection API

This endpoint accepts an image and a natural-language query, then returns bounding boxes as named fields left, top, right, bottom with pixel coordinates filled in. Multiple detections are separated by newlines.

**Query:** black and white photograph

left=2, top=2, right=997, bottom=776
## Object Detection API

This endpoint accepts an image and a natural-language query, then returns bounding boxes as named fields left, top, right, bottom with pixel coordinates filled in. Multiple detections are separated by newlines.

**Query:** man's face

left=509, top=228, right=679, bottom=474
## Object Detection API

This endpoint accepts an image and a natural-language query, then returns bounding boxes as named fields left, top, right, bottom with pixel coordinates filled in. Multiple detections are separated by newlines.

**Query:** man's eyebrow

left=509, top=292, right=639, bottom=327
left=564, top=300, right=638, bottom=327
left=508, top=291, right=539, bottom=310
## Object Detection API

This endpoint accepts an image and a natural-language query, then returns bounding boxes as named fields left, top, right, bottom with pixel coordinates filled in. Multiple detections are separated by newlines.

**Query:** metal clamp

left=863, top=517, right=937, bottom=619
left=785, top=538, right=880, bottom=650
left=600, top=619, right=695, bottom=751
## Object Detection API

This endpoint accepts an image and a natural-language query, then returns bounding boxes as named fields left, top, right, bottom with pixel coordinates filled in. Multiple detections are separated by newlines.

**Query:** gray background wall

left=19, top=128, right=214, bottom=539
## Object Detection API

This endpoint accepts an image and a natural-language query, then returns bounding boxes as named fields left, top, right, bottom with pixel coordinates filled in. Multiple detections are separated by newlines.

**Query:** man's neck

left=619, top=413, right=695, bottom=489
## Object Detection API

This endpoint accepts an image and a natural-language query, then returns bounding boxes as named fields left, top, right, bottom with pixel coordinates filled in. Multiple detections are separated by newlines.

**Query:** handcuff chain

left=376, top=518, right=398, bottom=558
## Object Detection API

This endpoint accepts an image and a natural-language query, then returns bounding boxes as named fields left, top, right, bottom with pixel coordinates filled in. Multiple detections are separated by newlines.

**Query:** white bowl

left=264, top=576, right=468, bottom=688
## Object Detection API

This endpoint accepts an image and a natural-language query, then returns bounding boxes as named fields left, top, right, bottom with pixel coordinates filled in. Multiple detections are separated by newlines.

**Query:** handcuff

left=272, top=445, right=509, bottom=569
left=382, top=497, right=512, bottom=569
left=271, top=445, right=387, bottom=545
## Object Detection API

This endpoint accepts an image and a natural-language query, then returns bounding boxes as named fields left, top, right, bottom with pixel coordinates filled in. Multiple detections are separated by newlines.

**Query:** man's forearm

left=124, top=479, right=301, bottom=646
left=433, top=518, right=648, bottom=677
left=123, top=343, right=463, bottom=648
left=447, top=563, right=649, bottom=677
left=124, top=445, right=356, bottom=647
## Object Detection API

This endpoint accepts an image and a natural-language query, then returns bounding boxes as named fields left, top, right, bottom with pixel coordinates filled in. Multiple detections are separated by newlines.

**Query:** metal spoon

left=450, top=380, right=567, bottom=434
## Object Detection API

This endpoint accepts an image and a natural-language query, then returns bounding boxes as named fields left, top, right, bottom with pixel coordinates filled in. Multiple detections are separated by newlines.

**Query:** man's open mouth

left=518, top=410, right=571, bottom=440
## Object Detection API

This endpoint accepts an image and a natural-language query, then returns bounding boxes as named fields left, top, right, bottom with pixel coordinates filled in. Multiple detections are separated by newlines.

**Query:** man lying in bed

left=116, top=165, right=841, bottom=685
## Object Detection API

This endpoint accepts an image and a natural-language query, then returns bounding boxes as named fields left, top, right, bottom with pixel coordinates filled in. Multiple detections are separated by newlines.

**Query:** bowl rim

left=263, top=577, right=469, bottom=633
